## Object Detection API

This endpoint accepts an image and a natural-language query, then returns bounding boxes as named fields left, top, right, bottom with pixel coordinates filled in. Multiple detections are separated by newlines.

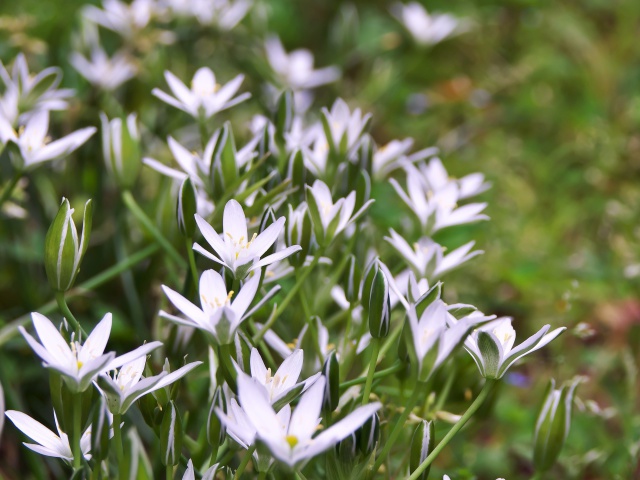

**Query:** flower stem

left=166, top=465, right=173, bottom=480
left=73, top=393, right=82, bottom=470
left=258, top=471, right=267, bottom=480
left=372, top=381, right=427, bottom=472
left=55, top=291, right=86, bottom=338
left=112, top=414, right=126, bottom=479
left=361, top=338, right=381, bottom=406
left=341, top=361, right=403, bottom=390
left=186, top=237, right=199, bottom=290
left=407, top=379, right=497, bottom=480
left=122, top=190, right=187, bottom=268
left=0, top=169, right=21, bottom=208
left=234, top=445, right=256, bottom=479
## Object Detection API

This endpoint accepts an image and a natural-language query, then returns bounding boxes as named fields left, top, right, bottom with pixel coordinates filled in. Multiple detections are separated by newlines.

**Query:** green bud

left=336, top=432, right=358, bottom=466
left=100, top=113, right=141, bottom=189
left=176, top=177, right=197, bottom=238
left=477, top=331, right=501, bottom=379
left=44, top=198, right=93, bottom=292
left=274, top=89, right=294, bottom=147
left=533, top=378, right=580, bottom=473
left=415, top=282, right=442, bottom=317
left=207, top=387, right=226, bottom=449
left=341, top=255, right=361, bottom=305
left=368, top=267, right=390, bottom=338
left=354, top=169, right=371, bottom=213
left=322, top=351, right=340, bottom=414
left=357, top=412, right=380, bottom=456
left=213, top=121, right=238, bottom=188
left=286, top=202, right=313, bottom=267
left=409, top=420, right=435, bottom=479
left=160, top=401, right=183, bottom=466
left=354, top=135, right=373, bottom=174
left=258, top=207, right=278, bottom=258
left=360, top=257, right=379, bottom=315
left=90, top=397, right=111, bottom=462
left=287, top=149, right=306, bottom=202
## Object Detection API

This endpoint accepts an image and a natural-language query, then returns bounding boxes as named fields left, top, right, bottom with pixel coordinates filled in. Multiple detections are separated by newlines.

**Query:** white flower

left=152, top=67, right=250, bottom=120
left=265, top=36, right=340, bottom=91
left=462, top=317, right=566, bottom=379
left=193, top=199, right=301, bottom=279
left=247, top=348, right=320, bottom=405
left=182, top=459, right=221, bottom=480
left=321, top=98, right=371, bottom=154
left=5, top=410, right=91, bottom=462
left=385, top=229, right=482, bottom=278
left=161, top=269, right=262, bottom=345
left=416, top=158, right=491, bottom=199
left=391, top=2, right=468, bottom=46
left=19, top=312, right=162, bottom=392
left=100, top=112, right=140, bottom=185
left=83, top=0, right=156, bottom=39
left=97, top=356, right=202, bottom=414
left=0, top=111, right=96, bottom=170
left=164, top=0, right=251, bottom=30
left=70, top=46, right=137, bottom=91
left=235, top=373, right=381, bottom=468
left=371, top=138, right=437, bottom=178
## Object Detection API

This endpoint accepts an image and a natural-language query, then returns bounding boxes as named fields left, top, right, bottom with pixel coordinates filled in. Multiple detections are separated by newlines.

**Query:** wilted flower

left=391, top=3, right=468, bottom=46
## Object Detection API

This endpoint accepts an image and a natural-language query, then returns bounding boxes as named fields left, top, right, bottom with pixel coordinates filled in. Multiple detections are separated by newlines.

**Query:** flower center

left=285, top=435, right=299, bottom=448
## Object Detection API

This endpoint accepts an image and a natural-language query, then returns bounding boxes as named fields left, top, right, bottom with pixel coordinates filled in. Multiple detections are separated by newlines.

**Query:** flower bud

left=341, top=254, right=361, bottom=305
left=44, top=198, right=93, bottom=292
left=322, top=351, right=340, bottom=414
left=213, top=121, right=238, bottom=188
left=176, top=178, right=197, bottom=238
left=354, top=169, right=371, bottom=213
left=368, top=268, right=390, bottom=338
left=336, top=431, right=358, bottom=466
left=90, top=397, right=111, bottom=462
left=533, top=378, right=579, bottom=473
left=360, top=257, right=379, bottom=315
left=100, top=113, right=140, bottom=189
left=286, top=202, right=313, bottom=267
left=357, top=412, right=380, bottom=456
left=410, top=420, right=435, bottom=479
left=160, top=401, right=183, bottom=466
left=258, top=207, right=278, bottom=258
left=274, top=89, right=294, bottom=147
left=287, top=149, right=306, bottom=202
left=207, top=387, right=226, bottom=449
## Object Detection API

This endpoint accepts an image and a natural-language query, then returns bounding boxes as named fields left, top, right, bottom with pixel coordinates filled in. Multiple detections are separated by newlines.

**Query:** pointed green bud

left=533, top=378, right=580, bottom=473
left=322, top=351, right=340, bottom=414
left=360, top=257, right=379, bottom=315
left=274, top=89, right=294, bottom=146
left=44, top=198, right=93, bottom=292
left=258, top=207, right=278, bottom=258
left=176, top=178, right=197, bottom=238
left=357, top=412, right=380, bottom=456
left=355, top=169, right=371, bottom=213
left=286, top=203, right=313, bottom=267
left=160, top=401, right=183, bottom=466
left=368, top=267, right=390, bottom=339
left=477, top=331, right=501, bottom=379
left=207, top=387, right=226, bottom=448
left=90, top=397, right=111, bottom=462
left=100, top=113, right=141, bottom=189
left=354, top=135, right=373, bottom=174
left=336, top=432, right=358, bottom=466
left=341, top=255, right=361, bottom=305
left=287, top=149, right=306, bottom=199
left=213, top=122, right=237, bottom=188
left=410, top=420, right=435, bottom=479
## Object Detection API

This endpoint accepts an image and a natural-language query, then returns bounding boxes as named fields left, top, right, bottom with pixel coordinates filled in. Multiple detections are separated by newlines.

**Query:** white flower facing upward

left=97, top=355, right=202, bottom=415
left=161, top=269, right=261, bottom=345
left=385, top=229, right=483, bottom=279
left=70, top=46, right=137, bottom=91
left=265, top=36, right=340, bottom=91
left=462, top=317, right=566, bottom=379
left=19, top=312, right=162, bottom=393
left=5, top=410, right=90, bottom=462
left=0, top=111, right=96, bottom=170
left=247, top=348, right=321, bottom=405
left=152, top=67, right=250, bottom=120
left=321, top=98, right=372, bottom=155
left=235, top=373, right=381, bottom=468
left=391, top=2, right=469, bottom=46
left=193, top=200, right=301, bottom=279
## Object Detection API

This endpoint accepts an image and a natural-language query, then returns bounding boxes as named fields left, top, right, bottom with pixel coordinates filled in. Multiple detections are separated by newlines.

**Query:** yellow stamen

left=285, top=435, right=299, bottom=448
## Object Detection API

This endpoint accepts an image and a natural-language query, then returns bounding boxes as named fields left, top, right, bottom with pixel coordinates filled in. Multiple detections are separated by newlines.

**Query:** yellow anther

left=225, top=291, right=234, bottom=303
left=285, top=435, right=299, bottom=448
left=77, top=361, right=84, bottom=369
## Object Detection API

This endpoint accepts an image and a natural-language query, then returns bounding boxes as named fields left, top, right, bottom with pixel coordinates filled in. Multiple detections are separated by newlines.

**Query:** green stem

left=341, top=361, right=403, bottom=390
left=166, top=465, right=173, bottom=480
left=372, top=381, right=427, bottom=472
left=258, top=471, right=267, bottom=480
left=361, top=339, right=381, bottom=406
left=252, top=251, right=324, bottom=344
left=73, top=393, right=82, bottom=470
left=357, top=319, right=403, bottom=379
left=0, top=169, right=22, bottom=208
left=55, top=291, right=86, bottom=338
left=407, top=379, right=497, bottom=480
left=433, top=366, right=457, bottom=414
left=122, top=190, right=186, bottom=268
left=186, top=237, right=199, bottom=289
left=234, top=445, right=256, bottom=479
left=112, top=414, right=126, bottom=479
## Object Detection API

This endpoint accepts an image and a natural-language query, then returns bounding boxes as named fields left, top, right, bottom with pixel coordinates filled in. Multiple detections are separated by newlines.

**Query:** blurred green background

left=1, top=0, right=639, bottom=478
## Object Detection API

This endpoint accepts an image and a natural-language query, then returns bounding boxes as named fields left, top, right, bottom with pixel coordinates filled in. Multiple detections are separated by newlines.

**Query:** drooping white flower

left=83, top=0, right=156, bottom=39
left=97, top=355, right=202, bottom=414
left=161, top=268, right=266, bottom=345
left=152, top=67, right=250, bottom=120
left=19, top=312, right=162, bottom=392
left=461, top=317, right=566, bottom=379
left=236, top=374, right=381, bottom=468
left=385, top=229, right=483, bottom=278
left=0, top=111, right=96, bottom=170
left=391, top=2, right=468, bottom=46
left=265, top=36, right=340, bottom=91
left=70, top=46, right=137, bottom=91
left=193, top=200, right=301, bottom=279
left=321, top=98, right=371, bottom=155
left=5, top=410, right=91, bottom=462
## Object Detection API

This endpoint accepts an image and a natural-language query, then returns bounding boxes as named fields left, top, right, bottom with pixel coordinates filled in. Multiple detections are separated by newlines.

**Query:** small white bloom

left=371, top=138, right=437, bottom=178
left=5, top=410, right=91, bottom=462
left=265, top=36, right=340, bottom=91
left=70, top=46, right=137, bottom=91
left=83, top=0, right=156, bottom=39
left=193, top=199, right=301, bottom=279
left=0, top=111, right=96, bottom=170
left=152, top=67, right=250, bottom=120
left=321, top=98, right=371, bottom=155
left=416, top=158, right=490, bottom=199
left=19, top=312, right=162, bottom=392
left=164, top=0, right=251, bottom=30
left=391, top=2, right=468, bottom=46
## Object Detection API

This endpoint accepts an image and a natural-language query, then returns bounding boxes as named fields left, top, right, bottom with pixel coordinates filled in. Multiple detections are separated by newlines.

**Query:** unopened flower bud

left=341, top=254, right=361, bottom=305
left=360, top=257, right=379, bottom=315
left=286, top=202, right=313, bottom=267
left=207, top=387, right=226, bottom=449
left=160, top=401, right=183, bottom=466
left=410, top=420, right=435, bottom=479
left=274, top=89, right=294, bottom=147
left=44, top=198, right=93, bottom=292
left=100, top=113, right=140, bottom=189
left=212, top=121, right=238, bottom=188
left=287, top=149, right=306, bottom=201
left=322, top=351, right=340, bottom=414
left=357, top=412, right=380, bottom=456
left=90, top=397, right=110, bottom=462
left=258, top=208, right=278, bottom=258
left=368, top=268, right=390, bottom=338
left=176, top=178, right=197, bottom=238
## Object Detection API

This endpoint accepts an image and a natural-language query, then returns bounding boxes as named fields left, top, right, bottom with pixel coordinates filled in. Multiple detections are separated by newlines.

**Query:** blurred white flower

left=391, top=2, right=468, bottom=46
left=83, top=0, right=156, bottom=39
left=162, top=0, right=251, bottom=30
left=0, top=111, right=96, bottom=170
left=321, top=98, right=371, bottom=155
left=265, top=36, right=340, bottom=91
left=152, top=67, right=250, bottom=119
left=371, top=138, right=437, bottom=178
left=416, top=157, right=490, bottom=200
left=70, top=46, right=137, bottom=91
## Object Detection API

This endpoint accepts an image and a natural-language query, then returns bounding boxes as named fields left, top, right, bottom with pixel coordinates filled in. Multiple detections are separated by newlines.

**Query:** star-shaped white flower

left=320, top=98, right=371, bottom=154
left=19, top=312, right=162, bottom=392
left=5, top=410, right=91, bottom=462
left=83, top=0, right=156, bottom=39
left=193, top=200, right=301, bottom=279
left=70, top=46, right=137, bottom=91
left=152, top=67, right=250, bottom=120
left=370, top=138, right=437, bottom=178
left=391, top=2, right=469, bottom=46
